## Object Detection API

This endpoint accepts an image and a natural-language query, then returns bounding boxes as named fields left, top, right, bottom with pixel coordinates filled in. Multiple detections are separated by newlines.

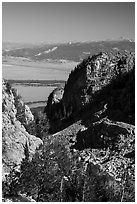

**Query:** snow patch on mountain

left=44, top=46, right=58, bottom=54
left=35, top=52, right=42, bottom=56
left=35, top=47, right=58, bottom=56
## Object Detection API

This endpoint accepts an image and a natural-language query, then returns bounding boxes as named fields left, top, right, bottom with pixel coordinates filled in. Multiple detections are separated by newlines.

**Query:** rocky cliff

left=2, top=80, right=43, bottom=178
left=44, top=51, right=135, bottom=201
left=46, top=51, right=135, bottom=131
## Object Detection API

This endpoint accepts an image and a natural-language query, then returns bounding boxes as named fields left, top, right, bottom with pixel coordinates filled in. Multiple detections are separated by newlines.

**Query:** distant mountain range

left=2, top=40, right=135, bottom=62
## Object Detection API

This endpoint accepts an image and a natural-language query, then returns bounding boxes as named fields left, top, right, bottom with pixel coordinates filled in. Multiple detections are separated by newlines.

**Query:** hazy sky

left=2, top=2, right=135, bottom=43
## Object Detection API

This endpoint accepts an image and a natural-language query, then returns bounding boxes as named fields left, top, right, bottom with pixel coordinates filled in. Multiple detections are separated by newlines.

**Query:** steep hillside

left=2, top=80, right=43, bottom=178
left=44, top=51, right=135, bottom=201
left=46, top=51, right=134, bottom=132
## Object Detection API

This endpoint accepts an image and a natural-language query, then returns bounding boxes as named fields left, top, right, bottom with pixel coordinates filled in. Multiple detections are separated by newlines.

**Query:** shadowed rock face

left=2, top=80, right=43, bottom=178
left=46, top=52, right=135, bottom=130
left=62, top=53, right=111, bottom=114
left=73, top=118, right=135, bottom=151
left=44, top=51, right=135, bottom=200
left=45, top=87, right=64, bottom=121
left=62, top=52, right=134, bottom=118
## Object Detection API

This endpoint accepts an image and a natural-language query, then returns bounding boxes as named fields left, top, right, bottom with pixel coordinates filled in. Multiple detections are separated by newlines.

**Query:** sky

left=2, top=2, right=135, bottom=44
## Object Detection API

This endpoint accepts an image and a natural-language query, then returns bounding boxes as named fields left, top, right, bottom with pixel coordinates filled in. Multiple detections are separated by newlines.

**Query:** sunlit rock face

left=24, top=104, right=34, bottom=124
left=63, top=52, right=134, bottom=117
left=2, top=80, right=43, bottom=178
left=71, top=118, right=135, bottom=192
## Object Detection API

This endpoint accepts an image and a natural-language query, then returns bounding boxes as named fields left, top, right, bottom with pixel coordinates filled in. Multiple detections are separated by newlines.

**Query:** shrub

left=6, top=81, right=12, bottom=94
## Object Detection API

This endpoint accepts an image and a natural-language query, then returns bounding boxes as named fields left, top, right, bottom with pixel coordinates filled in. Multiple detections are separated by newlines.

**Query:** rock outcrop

left=73, top=118, right=135, bottom=150
left=44, top=51, right=135, bottom=201
left=2, top=80, right=43, bottom=178
left=63, top=52, right=134, bottom=118
left=46, top=52, right=135, bottom=131
left=45, top=87, right=64, bottom=121
left=45, top=116, right=135, bottom=201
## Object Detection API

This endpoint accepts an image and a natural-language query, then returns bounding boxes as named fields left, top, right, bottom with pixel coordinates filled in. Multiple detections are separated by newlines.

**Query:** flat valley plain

left=2, top=56, right=78, bottom=108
